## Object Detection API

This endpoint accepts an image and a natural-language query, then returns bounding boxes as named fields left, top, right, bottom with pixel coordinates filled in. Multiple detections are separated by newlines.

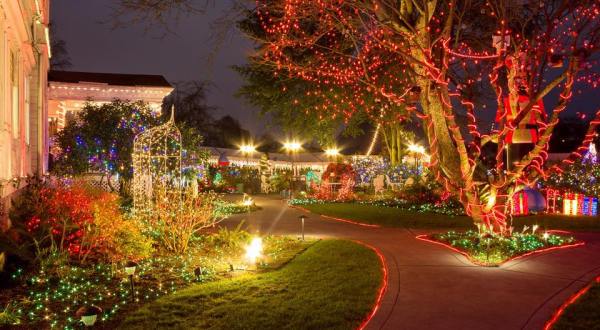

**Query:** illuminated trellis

left=132, top=109, right=182, bottom=213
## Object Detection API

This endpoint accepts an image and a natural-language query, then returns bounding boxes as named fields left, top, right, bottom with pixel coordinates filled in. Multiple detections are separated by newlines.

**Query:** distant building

left=0, top=0, right=51, bottom=218
left=205, top=147, right=337, bottom=173
left=48, top=70, right=173, bottom=134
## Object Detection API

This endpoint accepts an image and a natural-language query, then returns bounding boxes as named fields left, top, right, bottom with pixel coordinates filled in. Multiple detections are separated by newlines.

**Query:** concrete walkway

left=221, top=196, right=600, bottom=330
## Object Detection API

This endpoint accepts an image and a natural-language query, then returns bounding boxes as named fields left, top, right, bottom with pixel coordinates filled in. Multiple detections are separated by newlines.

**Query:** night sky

left=50, top=0, right=265, bottom=134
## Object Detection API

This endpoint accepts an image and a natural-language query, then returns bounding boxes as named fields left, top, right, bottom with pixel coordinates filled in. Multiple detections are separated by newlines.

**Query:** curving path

left=221, top=196, right=600, bottom=330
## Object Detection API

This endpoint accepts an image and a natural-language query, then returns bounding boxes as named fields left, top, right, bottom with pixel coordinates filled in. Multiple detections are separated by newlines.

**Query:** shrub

left=82, top=191, right=153, bottom=263
left=5, top=180, right=152, bottom=266
left=203, top=222, right=251, bottom=257
left=143, top=187, right=226, bottom=254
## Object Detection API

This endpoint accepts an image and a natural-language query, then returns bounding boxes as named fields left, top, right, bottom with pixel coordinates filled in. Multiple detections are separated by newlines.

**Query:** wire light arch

left=132, top=108, right=182, bottom=213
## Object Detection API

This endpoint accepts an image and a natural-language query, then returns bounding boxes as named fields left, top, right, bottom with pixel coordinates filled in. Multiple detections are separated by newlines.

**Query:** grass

left=301, top=203, right=600, bottom=231
left=119, top=240, right=383, bottom=330
left=553, top=280, right=600, bottom=330
left=0, top=235, right=313, bottom=329
left=302, top=203, right=473, bottom=228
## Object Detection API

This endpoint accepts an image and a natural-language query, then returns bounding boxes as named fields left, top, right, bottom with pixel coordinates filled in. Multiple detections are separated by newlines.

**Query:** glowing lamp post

left=283, top=141, right=302, bottom=199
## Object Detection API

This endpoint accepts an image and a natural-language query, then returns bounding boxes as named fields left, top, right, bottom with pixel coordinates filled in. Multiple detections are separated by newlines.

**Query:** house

left=48, top=70, right=173, bottom=134
left=0, top=0, right=51, bottom=221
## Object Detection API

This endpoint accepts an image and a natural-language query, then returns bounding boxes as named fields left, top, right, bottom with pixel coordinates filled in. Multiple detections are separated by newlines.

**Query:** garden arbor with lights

left=248, top=0, right=600, bottom=232
left=132, top=109, right=182, bottom=213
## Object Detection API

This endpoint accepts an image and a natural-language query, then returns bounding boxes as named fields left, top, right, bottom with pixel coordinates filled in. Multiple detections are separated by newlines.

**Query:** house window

left=11, top=51, right=19, bottom=139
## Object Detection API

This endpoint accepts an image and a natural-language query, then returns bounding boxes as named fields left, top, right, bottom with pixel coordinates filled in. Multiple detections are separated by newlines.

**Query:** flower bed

left=419, top=230, right=582, bottom=266
left=0, top=235, right=313, bottom=329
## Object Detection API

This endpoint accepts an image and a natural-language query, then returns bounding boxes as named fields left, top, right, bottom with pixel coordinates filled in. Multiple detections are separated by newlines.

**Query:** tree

left=53, top=100, right=207, bottom=191
left=235, top=12, right=414, bottom=151
left=381, top=120, right=416, bottom=165
left=53, top=100, right=159, bottom=188
left=162, top=80, right=215, bottom=131
left=243, top=0, right=600, bottom=232
left=205, top=115, right=251, bottom=148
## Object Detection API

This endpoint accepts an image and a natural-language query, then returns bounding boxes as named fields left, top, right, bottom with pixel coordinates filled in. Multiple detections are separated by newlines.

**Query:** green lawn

left=553, top=281, right=600, bottom=330
left=302, top=203, right=473, bottom=228
left=302, top=203, right=600, bottom=231
left=119, top=240, right=383, bottom=330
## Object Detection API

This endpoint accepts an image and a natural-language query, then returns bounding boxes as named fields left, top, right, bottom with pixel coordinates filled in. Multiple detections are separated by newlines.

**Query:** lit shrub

left=6, top=180, right=152, bottom=266
left=143, top=187, right=226, bottom=254
left=82, top=192, right=153, bottom=263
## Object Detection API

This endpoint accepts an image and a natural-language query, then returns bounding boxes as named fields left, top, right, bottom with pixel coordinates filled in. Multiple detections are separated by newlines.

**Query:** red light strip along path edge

left=289, top=205, right=381, bottom=228
left=543, top=275, right=600, bottom=330
left=288, top=206, right=388, bottom=328
left=415, top=234, right=585, bottom=267
left=353, top=240, right=389, bottom=330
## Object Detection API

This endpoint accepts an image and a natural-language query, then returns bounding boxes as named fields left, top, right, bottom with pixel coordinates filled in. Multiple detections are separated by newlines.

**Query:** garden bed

left=0, top=235, right=314, bottom=329
left=417, top=230, right=583, bottom=266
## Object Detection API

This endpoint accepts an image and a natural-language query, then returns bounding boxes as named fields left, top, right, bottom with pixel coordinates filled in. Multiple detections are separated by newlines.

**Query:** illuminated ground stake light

left=124, top=261, right=138, bottom=302
left=76, top=305, right=102, bottom=327
left=299, top=215, right=307, bottom=241
left=245, top=237, right=263, bottom=265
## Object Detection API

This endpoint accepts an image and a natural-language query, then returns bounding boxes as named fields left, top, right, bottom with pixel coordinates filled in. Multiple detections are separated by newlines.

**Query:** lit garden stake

left=245, top=237, right=263, bottom=266
left=241, top=193, right=254, bottom=212
left=124, top=261, right=138, bottom=302
left=76, top=305, right=102, bottom=327
left=299, top=215, right=307, bottom=241
left=194, top=266, right=203, bottom=282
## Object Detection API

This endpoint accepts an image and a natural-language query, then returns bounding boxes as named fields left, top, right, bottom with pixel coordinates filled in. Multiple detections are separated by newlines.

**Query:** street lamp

left=324, top=148, right=340, bottom=158
left=407, top=143, right=426, bottom=170
left=283, top=140, right=302, bottom=199
left=240, top=144, right=256, bottom=165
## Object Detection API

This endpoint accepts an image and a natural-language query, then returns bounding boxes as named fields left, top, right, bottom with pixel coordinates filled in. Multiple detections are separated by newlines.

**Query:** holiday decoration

left=249, top=0, right=600, bottom=233
left=420, top=230, right=581, bottom=267
left=545, top=189, right=598, bottom=216
left=313, top=163, right=356, bottom=201
left=511, top=191, right=529, bottom=216
left=562, top=192, right=598, bottom=216
left=582, top=142, right=598, bottom=164
left=132, top=109, right=182, bottom=214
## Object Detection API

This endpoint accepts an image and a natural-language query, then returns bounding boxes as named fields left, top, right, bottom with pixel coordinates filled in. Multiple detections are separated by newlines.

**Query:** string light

left=132, top=108, right=182, bottom=214
left=253, top=0, right=600, bottom=233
